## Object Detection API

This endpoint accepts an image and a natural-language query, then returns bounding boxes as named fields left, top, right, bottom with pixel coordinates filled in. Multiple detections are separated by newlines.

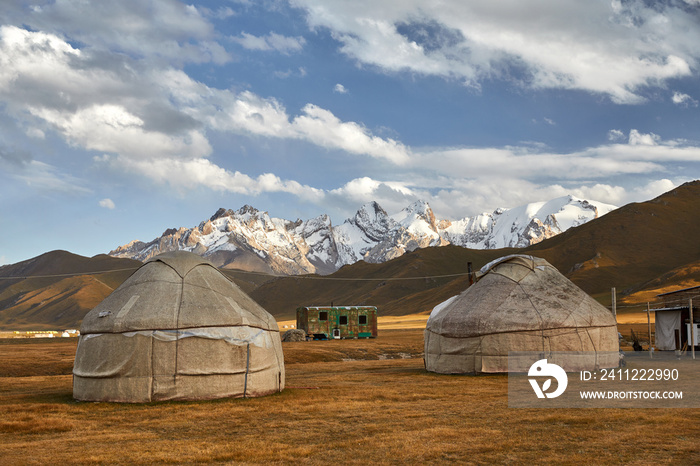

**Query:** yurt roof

left=426, top=254, right=616, bottom=339
left=80, top=251, right=278, bottom=334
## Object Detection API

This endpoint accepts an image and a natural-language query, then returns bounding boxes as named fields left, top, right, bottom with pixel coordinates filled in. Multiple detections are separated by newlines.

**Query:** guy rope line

left=0, top=267, right=475, bottom=281
left=0, top=267, right=140, bottom=280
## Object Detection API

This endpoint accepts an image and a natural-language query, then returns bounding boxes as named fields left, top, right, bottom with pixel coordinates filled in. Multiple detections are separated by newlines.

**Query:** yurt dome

left=73, top=251, right=284, bottom=402
left=424, top=255, right=619, bottom=374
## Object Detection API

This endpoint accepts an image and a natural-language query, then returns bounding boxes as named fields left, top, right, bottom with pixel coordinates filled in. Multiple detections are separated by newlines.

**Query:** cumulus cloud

left=0, top=26, right=210, bottom=161
left=334, top=83, right=348, bottom=94
left=327, top=177, right=417, bottom=212
left=232, top=32, right=306, bottom=54
left=628, top=129, right=660, bottom=146
left=99, top=198, right=116, bottom=209
left=672, top=91, right=698, bottom=107
left=112, top=155, right=324, bottom=202
left=293, top=0, right=699, bottom=103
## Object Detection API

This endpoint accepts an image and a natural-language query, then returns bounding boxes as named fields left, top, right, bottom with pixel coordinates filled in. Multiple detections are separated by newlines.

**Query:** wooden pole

left=611, top=287, right=617, bottom=320
left=690, top=298, right=696, bottom=360
left=647, top=302, right=652, bottom=358
left=467, top=262, right=474, bottom=286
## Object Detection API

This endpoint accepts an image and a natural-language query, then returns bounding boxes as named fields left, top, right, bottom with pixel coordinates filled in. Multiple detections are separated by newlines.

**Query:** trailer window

left=339, top=315, right=348, bottom=325
left=359, top=315, right=368, bottom=325
left=319, top=311, right=328, bottom=321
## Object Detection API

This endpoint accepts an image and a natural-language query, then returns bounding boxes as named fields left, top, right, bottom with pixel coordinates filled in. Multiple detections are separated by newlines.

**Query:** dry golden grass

left=1, top=331, right=698, bottom=464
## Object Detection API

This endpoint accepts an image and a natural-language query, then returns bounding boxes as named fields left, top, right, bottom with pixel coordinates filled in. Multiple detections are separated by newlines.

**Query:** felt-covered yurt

left=424, top=255, right=619, bottom=374
left=73, top=251, right=284, bottom=402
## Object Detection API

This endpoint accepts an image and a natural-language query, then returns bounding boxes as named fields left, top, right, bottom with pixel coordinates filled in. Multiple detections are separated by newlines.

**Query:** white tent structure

left=654, top=310, right=682, bottom=351
left=73, top=251, right=284, bottom=402
left=424, top=255, right=619, bottom=374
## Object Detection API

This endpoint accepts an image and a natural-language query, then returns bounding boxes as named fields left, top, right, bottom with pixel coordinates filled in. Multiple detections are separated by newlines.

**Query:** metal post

left=690, top=298, right=696, bottom=360
left=611, top=287, right=617, bottom=320
left=647, top=302, right=652, bottom=358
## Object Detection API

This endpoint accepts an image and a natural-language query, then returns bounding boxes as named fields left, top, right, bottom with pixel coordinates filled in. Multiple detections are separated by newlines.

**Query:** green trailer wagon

left=296, top=306, right=378, bottom=340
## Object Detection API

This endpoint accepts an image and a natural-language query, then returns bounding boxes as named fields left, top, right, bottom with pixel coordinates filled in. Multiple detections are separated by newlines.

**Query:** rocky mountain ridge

left=109, top=196, right=617, bottom=275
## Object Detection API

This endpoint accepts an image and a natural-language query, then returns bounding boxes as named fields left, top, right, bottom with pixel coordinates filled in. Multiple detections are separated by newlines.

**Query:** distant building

left=653, top=286, right=700, bottom=351
left=296, top=306, right=378, bottom=340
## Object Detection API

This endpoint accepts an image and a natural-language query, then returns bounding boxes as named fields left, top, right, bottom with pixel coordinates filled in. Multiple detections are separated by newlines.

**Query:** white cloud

left=22, top=0, right=230, bottom=64
left=407, top=129, right=700, bottom=185
left=672, top=91, right=698, bottom=107
left=0, top=26, right=211, bottom=161
left=293, top=0, right=700, bottom=103
left=607, top=129, right=625, bottom=141
left=163, top=70, right=410, bottom=164
left=334, top=83, right=348, bottom=94
left=99, top=198, right=116, bottom=209
left=30, top=104, right=212, bottom=160
left=114, top=156, right=324, bottom=202
left=210, top=7, right=236, bottom=20
left=322, top=175, right=682, bottom=221
left=628, top=129, right=660, bottom=146
left=292, top=104, right=410, bottom=164
left=232, top=32, right=306, bottom=54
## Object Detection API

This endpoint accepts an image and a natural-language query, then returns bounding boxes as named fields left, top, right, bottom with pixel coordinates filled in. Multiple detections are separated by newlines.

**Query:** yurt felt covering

left=73, top=251, right=285, bottom=402
left=424, top=255, right=619, bottom=374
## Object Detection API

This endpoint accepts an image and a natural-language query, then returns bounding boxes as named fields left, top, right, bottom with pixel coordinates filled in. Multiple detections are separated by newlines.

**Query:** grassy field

left=1, top=330, right=698, bottom=464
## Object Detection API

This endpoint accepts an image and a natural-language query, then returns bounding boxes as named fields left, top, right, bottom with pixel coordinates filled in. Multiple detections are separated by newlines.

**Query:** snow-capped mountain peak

left=110, top=196, right=617, bottom=275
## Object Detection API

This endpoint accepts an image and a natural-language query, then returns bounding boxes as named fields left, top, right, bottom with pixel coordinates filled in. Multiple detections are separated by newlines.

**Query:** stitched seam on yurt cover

left=243, top=343, right=250, bottom=398
left=434, top=324, right=617, bottom=339
left=521, top=284, right=546, bottom=353
left=174, top=274, right=185, bottom=385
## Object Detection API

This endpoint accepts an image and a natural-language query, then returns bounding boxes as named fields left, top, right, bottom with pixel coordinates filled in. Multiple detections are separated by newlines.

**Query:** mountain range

left=3, top=181, right=700, bottom=329
left=109, top=196, right=616, bottom=275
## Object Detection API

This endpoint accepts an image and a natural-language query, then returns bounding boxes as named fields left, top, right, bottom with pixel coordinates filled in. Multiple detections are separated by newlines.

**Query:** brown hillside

left=618, top=258, right=700, bottom=306
left=525, top=180, right=700, bottom=302
left=0, top=250, right=139, bottom=281
left=0, top=252, right=141, bottom=330
left=249, top=246, right=516, bottom=320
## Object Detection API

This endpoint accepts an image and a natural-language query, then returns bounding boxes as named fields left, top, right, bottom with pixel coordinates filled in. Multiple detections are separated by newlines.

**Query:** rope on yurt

left=244, top=343, right=250, bottom=398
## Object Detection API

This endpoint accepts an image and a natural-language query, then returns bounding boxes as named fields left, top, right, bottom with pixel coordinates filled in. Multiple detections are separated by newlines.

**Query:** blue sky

left=2, top=0, right=700, bottom=265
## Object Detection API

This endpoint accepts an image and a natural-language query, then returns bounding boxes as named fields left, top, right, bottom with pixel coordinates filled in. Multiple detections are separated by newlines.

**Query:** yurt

left=424, top=255, right=619, bottom=374
left=73, top=251, right=284, bottom=402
